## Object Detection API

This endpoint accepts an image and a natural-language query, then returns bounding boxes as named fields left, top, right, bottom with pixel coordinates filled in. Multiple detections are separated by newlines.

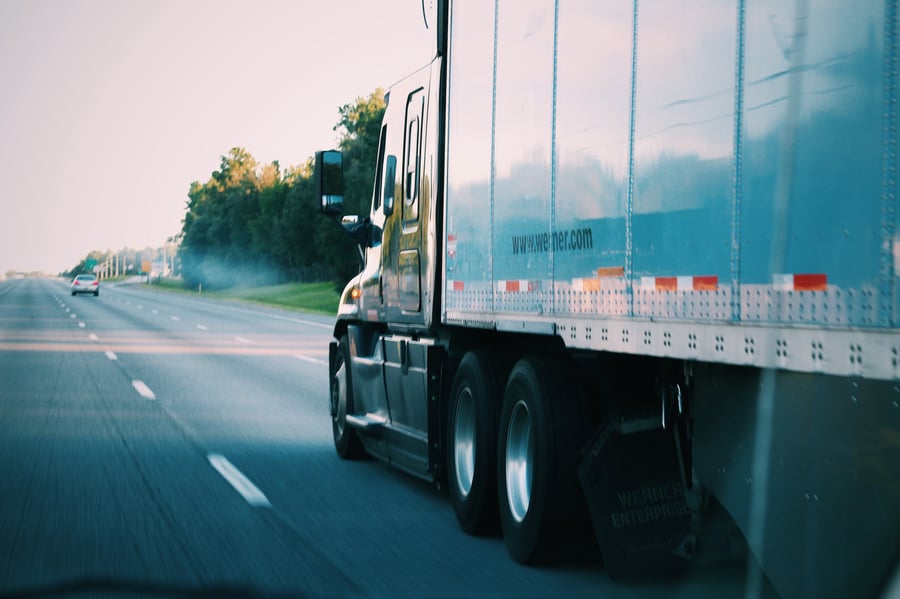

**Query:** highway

left=0, top=277, right=751, bottom=598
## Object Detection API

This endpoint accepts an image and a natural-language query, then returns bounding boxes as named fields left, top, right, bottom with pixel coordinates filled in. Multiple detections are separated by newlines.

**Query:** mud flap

left=578, top=416, right=695, bottom=578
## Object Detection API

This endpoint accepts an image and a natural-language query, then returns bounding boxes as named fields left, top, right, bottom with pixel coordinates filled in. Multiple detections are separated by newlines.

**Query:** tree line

left=67, top=90, right=385, bottom=290
left=178, top=90, right=385, bottom=290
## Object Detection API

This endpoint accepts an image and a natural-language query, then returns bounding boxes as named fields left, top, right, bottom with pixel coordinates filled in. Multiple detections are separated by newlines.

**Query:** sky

left=0, top=0, right=434, bottom=275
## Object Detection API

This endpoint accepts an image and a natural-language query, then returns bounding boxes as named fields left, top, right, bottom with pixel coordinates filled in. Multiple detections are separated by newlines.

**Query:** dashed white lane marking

left=78, top=322, right=85, bottom=328
left=65, top=308, right=70, bottom=313
left=105, top=351, right=117, bottom=361
left=293, top=354, right=327, bottom=366
left=170, top=315, right=180, bottom=321
left=137, top=305, right=143, bottom=309
left=208, top=454, right=271, bottom=508
left=131, top=380, right=156, bottom=400
left=152, top=309, right=158, bottom=315
left=89, top=334, right=99, bottom=341
left=196, top=324, right=208, bottom=331
left=234, top=336, right=252, bottom=344
left=70, top=314, right=76, bottom=319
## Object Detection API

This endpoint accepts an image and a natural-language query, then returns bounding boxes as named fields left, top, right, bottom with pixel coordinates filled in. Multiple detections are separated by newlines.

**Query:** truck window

left=384, top=155, right=397, bottom=216
left=405, top=118, right=419, bottom=207
left=373, top=125, right=387, bottom=212
left=403, top=89, right=425, bottom=225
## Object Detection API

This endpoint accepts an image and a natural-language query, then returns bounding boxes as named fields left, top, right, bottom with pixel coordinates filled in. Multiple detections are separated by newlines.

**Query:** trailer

left=315, top=1, right=900, bottom=596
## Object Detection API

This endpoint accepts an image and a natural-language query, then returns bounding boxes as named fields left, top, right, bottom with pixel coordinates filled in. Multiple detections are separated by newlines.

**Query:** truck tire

left=497, top=356, right=586, bottom=564
left=447, top=350, right=501, bottom=534
left=330, top=336, right=364, bottom=459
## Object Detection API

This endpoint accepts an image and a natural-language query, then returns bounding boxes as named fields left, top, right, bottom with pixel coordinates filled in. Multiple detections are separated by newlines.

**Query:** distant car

left=71, top=274, right=100, bottom=296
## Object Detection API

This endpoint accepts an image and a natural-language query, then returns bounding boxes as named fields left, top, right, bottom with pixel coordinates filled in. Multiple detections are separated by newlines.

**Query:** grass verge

left=145, top=278, right=340, bottom=315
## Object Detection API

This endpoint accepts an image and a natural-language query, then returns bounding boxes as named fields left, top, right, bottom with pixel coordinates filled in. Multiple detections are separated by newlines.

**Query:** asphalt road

left=0, top=277, right=752, bottom=598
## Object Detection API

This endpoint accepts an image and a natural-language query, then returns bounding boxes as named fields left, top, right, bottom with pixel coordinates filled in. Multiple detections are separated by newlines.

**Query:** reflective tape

left=773, top=273, right=827, bottom=291
left=640, top=275, right=719, bottom=291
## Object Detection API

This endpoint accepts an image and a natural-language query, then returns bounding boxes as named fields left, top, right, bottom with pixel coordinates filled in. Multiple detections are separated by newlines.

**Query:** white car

left=71, top=274, right=100, bottom=296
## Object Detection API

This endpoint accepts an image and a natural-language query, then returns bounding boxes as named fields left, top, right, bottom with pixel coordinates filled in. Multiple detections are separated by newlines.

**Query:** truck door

left=378, top=80, right=433, bottom=469
left=385, top=86, right=426, bottom=324
left=400, top=89, right=424, bottom=315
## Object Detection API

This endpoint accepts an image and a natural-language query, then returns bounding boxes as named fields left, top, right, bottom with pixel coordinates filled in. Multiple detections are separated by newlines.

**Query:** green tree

left=177, top=90, right=387, bottom=291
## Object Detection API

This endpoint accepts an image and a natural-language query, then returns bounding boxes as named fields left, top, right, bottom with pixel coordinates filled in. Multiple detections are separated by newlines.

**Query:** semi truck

left=314, top=1, right=900, bottom=596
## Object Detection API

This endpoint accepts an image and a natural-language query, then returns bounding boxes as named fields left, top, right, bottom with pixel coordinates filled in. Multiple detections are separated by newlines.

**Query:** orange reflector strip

left=597, top=266, right=625, bottom=278
left=693, top=276, right=718, bottom=291
left=793, top=273, right=827, bottom=291
left=655, top=277, right=677, bottom=291
left=582, top=278, right=602, bottom=292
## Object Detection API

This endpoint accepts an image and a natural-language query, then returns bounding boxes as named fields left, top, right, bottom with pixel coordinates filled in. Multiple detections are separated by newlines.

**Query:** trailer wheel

left=447, top=351, right=501, bottom=534
left=498, top=356, right=585, bottom=563
left=331, top=336, right=364, bottom=459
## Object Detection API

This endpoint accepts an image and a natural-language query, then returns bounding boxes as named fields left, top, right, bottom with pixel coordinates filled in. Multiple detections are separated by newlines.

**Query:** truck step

left=345, top=413, right=387, bottom=430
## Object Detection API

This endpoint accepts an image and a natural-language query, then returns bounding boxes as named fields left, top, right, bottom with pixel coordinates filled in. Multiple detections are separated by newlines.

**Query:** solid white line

left=234, top=336, right=252, bottom=344
left=293, top=354, right=327, bottom=366
left=105, top=351, right=117, bottom=361
left=207, top=454, right=271, bottom=508
left=88, top=333, right=99, bottom=341
left=131, top=380, right=156, bottom=400
left=183, top=300, right=332, bottom=330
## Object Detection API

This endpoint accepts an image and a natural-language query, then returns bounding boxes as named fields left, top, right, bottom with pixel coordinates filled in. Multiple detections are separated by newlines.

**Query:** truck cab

left=317, top=58, right=446, bottom=481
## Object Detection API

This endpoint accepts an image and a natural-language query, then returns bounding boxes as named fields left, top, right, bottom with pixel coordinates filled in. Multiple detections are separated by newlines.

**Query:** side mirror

left=315, top=150, right=344, bottom=215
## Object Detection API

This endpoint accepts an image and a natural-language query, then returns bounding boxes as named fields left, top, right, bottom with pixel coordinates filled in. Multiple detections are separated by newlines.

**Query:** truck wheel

left=497, top=356, right=586, bottom=564
left=447, top=350, right=501, bottom=534
left=331, top=336, right=364, bottom=459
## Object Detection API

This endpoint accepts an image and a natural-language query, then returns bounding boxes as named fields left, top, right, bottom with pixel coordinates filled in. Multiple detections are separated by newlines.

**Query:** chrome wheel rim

left=453, top=387, right=476, bottom=498
left=505, top=399, right=533, bottom=523
left=332, top=360, right=347, bottom=437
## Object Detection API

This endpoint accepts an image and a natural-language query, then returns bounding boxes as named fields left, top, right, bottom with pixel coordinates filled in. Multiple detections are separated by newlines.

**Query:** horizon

left=0, top=0, right=433, bottom=275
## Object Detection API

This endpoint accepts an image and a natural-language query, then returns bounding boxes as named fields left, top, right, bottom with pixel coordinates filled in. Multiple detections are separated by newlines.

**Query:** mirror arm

left=342, top=217, right=370, bottom=245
